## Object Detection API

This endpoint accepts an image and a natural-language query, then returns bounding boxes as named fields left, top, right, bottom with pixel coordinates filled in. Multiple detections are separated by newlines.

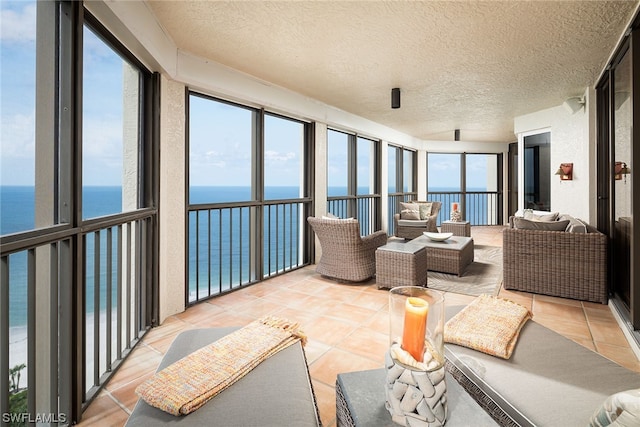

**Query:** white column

left=313, top=123, right=328, bottom=262
left=417, top=149, right=428, bottom=200
left=158, top=76, right=186, bottom=322
left=381, top=140, right=389, bottom=233
left=314, top=123, right=328, bottom=218
left=122, top=63, right=139, bottom=212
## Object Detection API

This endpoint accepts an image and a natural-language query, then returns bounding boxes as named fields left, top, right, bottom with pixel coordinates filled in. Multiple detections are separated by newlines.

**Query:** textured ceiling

left=147, top=1, right=637, bottom=143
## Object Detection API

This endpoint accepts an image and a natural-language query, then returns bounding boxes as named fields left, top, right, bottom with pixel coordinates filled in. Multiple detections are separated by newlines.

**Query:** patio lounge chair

left=394, top=201, right=442, bottom=239
left=307, top=216, right=387, bottom=282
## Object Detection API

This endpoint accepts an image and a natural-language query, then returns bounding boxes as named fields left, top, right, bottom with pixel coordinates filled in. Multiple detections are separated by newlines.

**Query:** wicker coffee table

left=411, top=235, right=474, bottom=276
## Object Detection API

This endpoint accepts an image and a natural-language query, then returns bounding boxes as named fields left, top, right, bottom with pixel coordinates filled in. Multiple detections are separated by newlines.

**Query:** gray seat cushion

left=397, top=219, right=429, bottom=227
left=445, top=307, right=640, bottom=426
left=126, top=328, right=320, bottom=427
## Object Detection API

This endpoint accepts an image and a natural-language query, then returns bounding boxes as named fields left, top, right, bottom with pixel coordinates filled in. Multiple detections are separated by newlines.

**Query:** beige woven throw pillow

left=444, top=295, right=531, bottom=359
left=136, top=316, right=306, bottom=416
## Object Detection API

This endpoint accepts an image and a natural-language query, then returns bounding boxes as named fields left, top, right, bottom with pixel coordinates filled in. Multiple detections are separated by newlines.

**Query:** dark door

left=612, top=47, right=632, bottom=310
left=523, top=132, right=551, bottom=211
left=508, top=143, right=518, bottom=217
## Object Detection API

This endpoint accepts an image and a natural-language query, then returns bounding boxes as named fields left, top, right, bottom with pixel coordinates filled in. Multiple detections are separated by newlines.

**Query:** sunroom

left=1, top=1, right=639, bottom=425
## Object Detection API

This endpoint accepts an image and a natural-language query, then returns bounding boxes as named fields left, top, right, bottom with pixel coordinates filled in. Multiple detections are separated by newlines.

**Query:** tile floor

left=78, top=226, right=640, bottom=426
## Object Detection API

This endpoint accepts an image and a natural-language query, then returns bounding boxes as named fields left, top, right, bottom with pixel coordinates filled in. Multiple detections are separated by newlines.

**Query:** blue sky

left=428, top=153, right=490, bottom=190
left=1, top=1, right=128, bottom=187
left=1, top=1, right=36, bottom=186
left=1, top=1, right=489, bottom=191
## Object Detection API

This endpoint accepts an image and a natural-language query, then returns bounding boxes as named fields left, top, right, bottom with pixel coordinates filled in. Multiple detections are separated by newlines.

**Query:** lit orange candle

left=402, top=297, right=429, bottom=362
left=452, top=202, right=459, bottom=212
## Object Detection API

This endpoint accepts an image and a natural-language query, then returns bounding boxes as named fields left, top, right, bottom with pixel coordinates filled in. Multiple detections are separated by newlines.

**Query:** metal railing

left=0, top=209, right=156, bottom=422
left=82, top=215, right=152, bottom=396
left=187, top=199, right=311, bottom=304
left=327, top=194, right=381, bottom=235
left=428, top=191, right=503, bottom=225
left=386, top=191, right=501, bottom=235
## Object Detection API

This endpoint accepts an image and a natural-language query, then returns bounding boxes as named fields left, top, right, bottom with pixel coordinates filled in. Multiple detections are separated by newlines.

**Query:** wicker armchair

left=503, top=224, right=608, bottom=304
left=307, top=217, right=387, bottom=282
left=394, top=201, right=442, bottom=239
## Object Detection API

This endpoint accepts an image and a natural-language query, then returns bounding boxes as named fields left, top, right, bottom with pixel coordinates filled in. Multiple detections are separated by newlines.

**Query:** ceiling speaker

left=391, top=88, right=401, bottom=109
left=563, top=97, right=585, bottom=114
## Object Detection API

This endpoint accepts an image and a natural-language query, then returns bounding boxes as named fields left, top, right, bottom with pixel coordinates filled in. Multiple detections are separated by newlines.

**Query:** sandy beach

left=9, top=310, right=124, bottom=391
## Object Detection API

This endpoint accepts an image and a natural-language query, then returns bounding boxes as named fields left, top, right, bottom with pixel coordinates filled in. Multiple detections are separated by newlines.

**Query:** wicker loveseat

left=307, top=216, right=387, bottom=282
left=393, top=201, right=442, bottom=239
left=503, top=215, right=608, bottom=304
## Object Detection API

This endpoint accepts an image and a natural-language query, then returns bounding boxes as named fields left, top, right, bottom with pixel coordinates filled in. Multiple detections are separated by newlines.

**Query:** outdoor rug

left=427, top=245, right=503, bottom=297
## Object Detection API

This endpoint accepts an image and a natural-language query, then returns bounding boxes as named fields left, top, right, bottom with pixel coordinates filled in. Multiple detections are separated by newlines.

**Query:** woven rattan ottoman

left=411, top=235, right=474, bottom=276
left=441, top=220, right=471, bottom=237
left=375, top=240, right=428, bottom=289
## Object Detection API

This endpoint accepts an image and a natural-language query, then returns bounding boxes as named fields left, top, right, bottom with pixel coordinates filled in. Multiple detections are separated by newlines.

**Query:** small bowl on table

left=423, top=232, right=453, bottom=242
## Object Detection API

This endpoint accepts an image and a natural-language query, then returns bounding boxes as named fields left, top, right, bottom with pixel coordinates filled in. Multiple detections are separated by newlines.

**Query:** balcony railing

left=0, top=209, right=156, bottom=421
left=187, top=198, right=311, bottom=304
left=386, top=191, right=502, bottom=235
left=428, top=191, right=503, bottom=225
left=327, top=194, right=381, bottom=235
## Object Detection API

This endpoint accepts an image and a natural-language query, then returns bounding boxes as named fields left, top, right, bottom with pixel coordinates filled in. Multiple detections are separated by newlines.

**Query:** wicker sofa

left=307, top=216, right=387, bottom=282
left=503, top=216, right=608, bottom=304
left=393, top=201, right=442, bottom=239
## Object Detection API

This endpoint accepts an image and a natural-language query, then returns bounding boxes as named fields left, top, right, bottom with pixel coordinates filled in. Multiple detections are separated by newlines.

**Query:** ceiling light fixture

left=391, top=88, right=401, bottom=109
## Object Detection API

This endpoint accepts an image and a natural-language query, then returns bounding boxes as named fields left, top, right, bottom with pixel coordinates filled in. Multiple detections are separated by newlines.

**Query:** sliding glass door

left=612, top=47, right=632, bottom=311
left=596, top=22, right=639, bottom=331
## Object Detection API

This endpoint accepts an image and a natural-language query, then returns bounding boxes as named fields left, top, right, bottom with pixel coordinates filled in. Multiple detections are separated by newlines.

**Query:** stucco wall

left=514, top=91, right=594, bottom=223
left=158, top=75, right=187, bottom=322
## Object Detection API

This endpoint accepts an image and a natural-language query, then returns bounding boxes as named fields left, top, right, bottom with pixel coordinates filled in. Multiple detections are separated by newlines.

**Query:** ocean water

left=1, top=185, right=312, bottom=326
left=1, top=186, right=125, bottom=327
left=2, top=185, right=491, bottom=326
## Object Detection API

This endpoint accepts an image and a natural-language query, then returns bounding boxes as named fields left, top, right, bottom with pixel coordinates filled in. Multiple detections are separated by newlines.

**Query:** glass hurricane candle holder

left=385, top=286, right=447, bottom=426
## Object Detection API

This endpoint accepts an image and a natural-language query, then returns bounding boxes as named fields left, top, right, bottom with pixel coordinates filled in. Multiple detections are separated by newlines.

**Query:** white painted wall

left=514, top=89, right=594, bottom=223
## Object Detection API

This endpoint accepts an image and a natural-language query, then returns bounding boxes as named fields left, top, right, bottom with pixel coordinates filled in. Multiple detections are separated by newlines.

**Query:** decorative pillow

left=590, top=388, right=640, bottom=427
left=513, top=218, right=570, bottom=231
left=321, top=215, right=353, bottom=221
left=400, top=202, right=420, bottom=220
left=444, top=295, right=531, bottom=359
left=523, top=210, right=559, bottom=222
left=558, top=214, right=588, bottom=233
left=418, top=202, right=433, bottom=220
left=322, top=212, right=339, bottom=220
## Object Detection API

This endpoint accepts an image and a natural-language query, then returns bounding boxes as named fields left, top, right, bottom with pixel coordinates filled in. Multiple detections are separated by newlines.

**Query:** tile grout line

left=580, top=301, right=598, bottom=350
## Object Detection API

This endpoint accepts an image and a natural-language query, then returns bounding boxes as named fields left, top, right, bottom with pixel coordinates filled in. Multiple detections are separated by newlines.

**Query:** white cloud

left=0, top=112, right=35, bottom=158
left=0, top=111, right=35, bottom=185
left=82, top=116, right=123, bottom=159
left=264, top=150, right=296, bottom=162
left=190, top=150, right=227, bottom=169
left=0, top=2, right=36, bottom=44
left=430, top=161, right=456, bottom=171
